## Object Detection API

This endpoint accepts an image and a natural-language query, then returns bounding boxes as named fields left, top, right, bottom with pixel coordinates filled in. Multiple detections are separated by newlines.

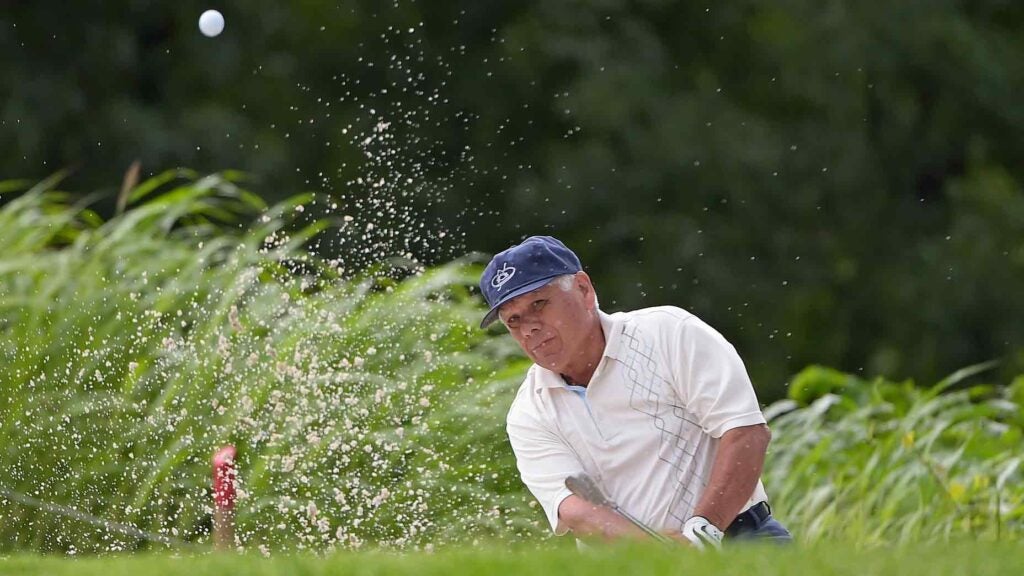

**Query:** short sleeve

left=506, top=404, right=583, bottom=535
left=668, top=316, right=767, bottom=438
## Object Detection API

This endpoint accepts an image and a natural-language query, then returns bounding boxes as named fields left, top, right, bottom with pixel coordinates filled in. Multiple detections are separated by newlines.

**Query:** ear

left=575, top=271, right=597, bottom=311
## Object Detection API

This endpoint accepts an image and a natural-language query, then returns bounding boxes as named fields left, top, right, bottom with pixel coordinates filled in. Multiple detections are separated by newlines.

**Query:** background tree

left=2, top=0, right=1022, bottom=398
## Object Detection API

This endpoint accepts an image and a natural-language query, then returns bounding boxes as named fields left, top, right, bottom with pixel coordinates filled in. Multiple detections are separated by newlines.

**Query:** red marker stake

left=212, top=445, right=237, bottom=550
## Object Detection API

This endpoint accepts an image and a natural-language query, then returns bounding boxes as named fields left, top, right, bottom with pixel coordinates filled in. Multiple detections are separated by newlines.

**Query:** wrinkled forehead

left=497, top=280, right=558, bottom=318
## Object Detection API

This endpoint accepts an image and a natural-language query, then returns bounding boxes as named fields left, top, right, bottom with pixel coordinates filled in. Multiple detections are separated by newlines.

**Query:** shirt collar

left=533, top=310, right=624, bottom=389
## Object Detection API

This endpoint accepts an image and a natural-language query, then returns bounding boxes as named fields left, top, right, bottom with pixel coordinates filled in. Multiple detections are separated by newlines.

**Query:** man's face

left=498, top=273, right=597, bottom=373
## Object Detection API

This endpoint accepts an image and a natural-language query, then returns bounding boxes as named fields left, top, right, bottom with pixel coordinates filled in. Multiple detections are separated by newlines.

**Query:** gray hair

left=554, top=274, right=599, bottom=309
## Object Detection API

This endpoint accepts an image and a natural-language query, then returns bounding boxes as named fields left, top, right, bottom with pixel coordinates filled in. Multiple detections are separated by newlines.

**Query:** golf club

left=564, top=473, right=671, bottom=543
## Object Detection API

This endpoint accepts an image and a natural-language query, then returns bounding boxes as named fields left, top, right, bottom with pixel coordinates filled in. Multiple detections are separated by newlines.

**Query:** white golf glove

left=681, top=516, right=724, bottom=549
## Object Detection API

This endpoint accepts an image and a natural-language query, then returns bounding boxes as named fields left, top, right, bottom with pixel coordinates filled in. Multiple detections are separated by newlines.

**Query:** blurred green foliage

left=766, top=363, right=1024, bottom=544
left=0, top=174, right=1020, bottom=553
left=5, top=542, right=1024, bottom=575
left=0, top=174, right=534, bottom=553
left=2, top=1, right=1023, bottom=396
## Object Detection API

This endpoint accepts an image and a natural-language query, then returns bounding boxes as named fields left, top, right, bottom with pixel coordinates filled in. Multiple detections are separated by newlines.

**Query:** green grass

left=0, top=172, right=537, bottom=553
left=765, top=366, right=1024, bottom=543
left=1, top=172, right=1022, bottom=555
left=2, top=541, right=1023, bottom=576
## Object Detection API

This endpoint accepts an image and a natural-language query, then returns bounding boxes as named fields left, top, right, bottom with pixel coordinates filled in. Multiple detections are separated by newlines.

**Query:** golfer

left=480, top=236, right=792, bottom=546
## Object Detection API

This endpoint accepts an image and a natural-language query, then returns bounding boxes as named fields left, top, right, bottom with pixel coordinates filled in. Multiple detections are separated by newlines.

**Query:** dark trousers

left=725, top=502, right=793, bottom=542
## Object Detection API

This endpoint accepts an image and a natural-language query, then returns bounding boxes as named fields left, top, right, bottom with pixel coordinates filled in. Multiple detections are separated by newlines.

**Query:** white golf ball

left=198, top=10, right=225, bottom=37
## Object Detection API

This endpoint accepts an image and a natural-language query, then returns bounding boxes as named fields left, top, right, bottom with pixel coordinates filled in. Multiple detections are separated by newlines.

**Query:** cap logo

left=491, top=262, right=516, bottom=289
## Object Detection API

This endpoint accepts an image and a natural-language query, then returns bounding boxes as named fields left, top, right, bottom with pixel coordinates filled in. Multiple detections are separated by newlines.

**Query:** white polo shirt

left=505, top=306, right=769, bottom=535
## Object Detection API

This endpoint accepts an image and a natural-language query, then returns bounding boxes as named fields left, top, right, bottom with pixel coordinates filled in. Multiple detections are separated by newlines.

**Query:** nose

left=519, top=318, right=543, bottom=338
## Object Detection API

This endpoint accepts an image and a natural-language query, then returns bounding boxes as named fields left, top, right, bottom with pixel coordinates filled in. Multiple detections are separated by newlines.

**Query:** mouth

left=530, top=337, right=554, bottom=354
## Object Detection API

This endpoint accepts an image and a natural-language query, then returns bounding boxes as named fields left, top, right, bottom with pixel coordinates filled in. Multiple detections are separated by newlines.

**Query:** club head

left=564, top=473, right=671, bottom=543
left=565, top=473, right=613, bottom=508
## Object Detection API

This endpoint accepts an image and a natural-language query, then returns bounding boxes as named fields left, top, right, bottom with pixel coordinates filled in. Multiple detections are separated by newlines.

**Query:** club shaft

left=614, top=505, right=671, bottom=543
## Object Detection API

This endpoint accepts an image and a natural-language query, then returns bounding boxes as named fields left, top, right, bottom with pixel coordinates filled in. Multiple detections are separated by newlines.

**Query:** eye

left=531, top=299, right=547, bottom=311
left=504, top=314, right=520, bottom=327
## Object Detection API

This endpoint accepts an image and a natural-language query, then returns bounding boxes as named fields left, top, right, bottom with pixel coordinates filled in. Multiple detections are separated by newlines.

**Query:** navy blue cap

left=479, top=236, right=582, bottom=328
